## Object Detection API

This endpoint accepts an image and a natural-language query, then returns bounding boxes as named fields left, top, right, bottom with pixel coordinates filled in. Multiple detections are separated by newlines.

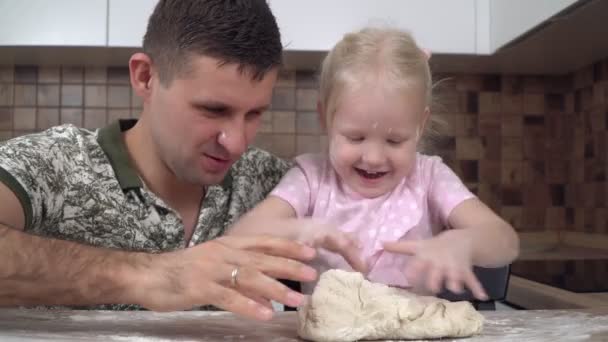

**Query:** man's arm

left=0, top=181, right=320, bottom=319
left=0, top=222, right=139, bottom=307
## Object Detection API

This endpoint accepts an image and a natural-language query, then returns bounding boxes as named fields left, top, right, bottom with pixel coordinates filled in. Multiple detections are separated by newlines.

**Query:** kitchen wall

left=1, top=57, right=607, bottom=236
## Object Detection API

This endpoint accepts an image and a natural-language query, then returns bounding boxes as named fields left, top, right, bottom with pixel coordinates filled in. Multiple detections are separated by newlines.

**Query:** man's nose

left=217, top=119, right=248, bottom=157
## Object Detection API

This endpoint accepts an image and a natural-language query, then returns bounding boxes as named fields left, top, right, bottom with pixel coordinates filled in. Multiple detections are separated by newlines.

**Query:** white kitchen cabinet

left=0, top=0, right=107, bottom=46
left=107, top=0, right=156, bottom=47
left=105, top=0, right=481, bottom=54
left=489, top=0, right=580, bottom=51
left=269, top=0, right=479, bottom=54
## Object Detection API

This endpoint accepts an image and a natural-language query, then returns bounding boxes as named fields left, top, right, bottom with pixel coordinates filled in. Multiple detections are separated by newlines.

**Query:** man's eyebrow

left=191, top=100, right=230, bottom=109
left=191, top=100, right=270, bottom=113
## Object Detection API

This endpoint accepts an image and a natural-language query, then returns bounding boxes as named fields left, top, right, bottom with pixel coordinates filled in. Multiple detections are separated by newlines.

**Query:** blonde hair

left=319, top=27, right=447, bottom=153
left=318, top=27, right=443, bottom=152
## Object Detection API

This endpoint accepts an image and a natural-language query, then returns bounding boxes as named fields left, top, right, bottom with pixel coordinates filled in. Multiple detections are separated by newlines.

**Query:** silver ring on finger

left=230, top=267, right=240, bottom=288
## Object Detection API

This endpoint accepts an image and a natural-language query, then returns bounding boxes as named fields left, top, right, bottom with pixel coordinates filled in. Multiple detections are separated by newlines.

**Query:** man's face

left=147, top=55, right=278, bottom=186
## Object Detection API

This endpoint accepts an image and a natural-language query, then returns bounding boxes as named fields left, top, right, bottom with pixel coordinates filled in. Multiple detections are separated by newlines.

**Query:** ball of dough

left=298, top=269, right=484, bottom=341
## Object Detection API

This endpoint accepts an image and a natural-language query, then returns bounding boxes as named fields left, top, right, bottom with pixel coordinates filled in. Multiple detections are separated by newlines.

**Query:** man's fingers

left=383, top=240, right=419, bottom=255
left=230, top=248, right=317, bottom=283
left=217, top=235, right=316, bottom=261
left=206, top=284, right=275, bottom=321
left=228, top=266, right=305, bottom=308
left=237, top=287, right=273, bottom=310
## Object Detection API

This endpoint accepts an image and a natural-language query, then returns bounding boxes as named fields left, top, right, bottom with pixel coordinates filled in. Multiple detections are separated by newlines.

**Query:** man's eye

left=246, top=111, right=262, bottom=120
left=198, top=106, right=227, bottom=117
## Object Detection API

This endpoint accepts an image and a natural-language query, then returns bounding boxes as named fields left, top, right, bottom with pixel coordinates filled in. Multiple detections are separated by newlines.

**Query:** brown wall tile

left=14, top=84, right=37, bottom=106
left=37, top=85, right=60, bottom=107
left=479, top=92, right=501, bottom=114
left=61, top=85, right=83, bottom=107
left=502, top=161, right=523, bottom=186
left=501, top=115, right=523, bottom=136
left=296, top=135, right=323, bottom=155
left=259, top=112, right=272, bottom=133
left=523, top=76, right=546, bottom=93
left=296, top=71, right=317, bottom=88
left=296, top=111, right=321, bottom=134
left=277, top=70, right=296, bottom=87
left=108, top=109, right=130, bottom=123
left=14, top=66, right=37, bottom=83
left=296, top=89, right=318, bottom=111
left=456, top=137, right=483, bottom=159
left=501, top=206, right=523, bottom=230
left=452, top=114, right=477, bottom=136
left=62, top=67, right=84, bottom=84
left=84, top=85, right=107, bottom=107
left=272, top=87, right=295, bottom=110
left=60, top=108, right=83, bottom=126
left=0, top=67, right=14, bottom=83
left=502, top=137, right=522, bottom=160
left=107, top=67, right=130, bottom=84
left=523, top=93, right=545, bottom=115
left=545, top=207, right=566, bottom=230
left=108, top=86, right=131, bottom=108
left=85, top=67, right=107, bottom=84
left=84, top=109, right=107, bottom=130
left=0, top=107, right=12, bottom=130
left=131, top=93, right=143, bottom=109
left=271, top=134, right=296, bottom=158
left=0, top=131, right=13, bottom=141
left=37, top=108, right=59, bottom=130
left=38, top=67, right=60, bottom=83
left=272, top=111, right=296, bottom=133
left=0, top=84, right=13, bottom=106
left=13, top=107, right=36, bottom=130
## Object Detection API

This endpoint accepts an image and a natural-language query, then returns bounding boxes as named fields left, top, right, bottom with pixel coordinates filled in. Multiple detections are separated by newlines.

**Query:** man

left=0, top=0, right=359, bottom=321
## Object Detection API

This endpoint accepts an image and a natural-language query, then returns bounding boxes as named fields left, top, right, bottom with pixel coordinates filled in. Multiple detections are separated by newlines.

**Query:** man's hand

left=383, top=230, right=488, bottom=300
left=135, top=235, right=319, bottom=320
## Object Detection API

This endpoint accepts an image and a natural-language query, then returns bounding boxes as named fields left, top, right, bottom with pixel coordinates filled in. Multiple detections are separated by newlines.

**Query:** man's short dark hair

left=143, top=0, right=282, bottom=84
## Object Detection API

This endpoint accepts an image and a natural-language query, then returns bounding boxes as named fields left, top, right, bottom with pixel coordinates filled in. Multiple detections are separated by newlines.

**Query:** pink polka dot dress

left=271, top=153, right=475, bottom=292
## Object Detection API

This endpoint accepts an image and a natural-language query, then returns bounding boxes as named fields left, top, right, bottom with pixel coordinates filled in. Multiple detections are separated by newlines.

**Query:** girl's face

left=327, top=82, right=428, bottom=198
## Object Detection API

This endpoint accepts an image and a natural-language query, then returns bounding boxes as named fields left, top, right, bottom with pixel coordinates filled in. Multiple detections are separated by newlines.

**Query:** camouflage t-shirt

left=0, top=119, right=290, bottom=309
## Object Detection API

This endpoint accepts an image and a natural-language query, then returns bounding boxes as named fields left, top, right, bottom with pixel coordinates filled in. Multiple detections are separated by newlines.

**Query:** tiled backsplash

left=0, top=66, right=141, bottom=141
left=1, top=58, right=607, bottom=235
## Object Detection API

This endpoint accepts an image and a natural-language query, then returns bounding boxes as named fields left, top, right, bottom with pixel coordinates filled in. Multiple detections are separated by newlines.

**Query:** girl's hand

left=296, top=223, right=368, bottom=274
left=383, top=230, right=488, bottom=300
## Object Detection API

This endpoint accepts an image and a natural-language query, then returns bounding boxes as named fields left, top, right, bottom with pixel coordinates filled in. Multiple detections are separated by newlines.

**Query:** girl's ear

left=317, top=101, right=328, bottom=131
left=417, top=106, right=431, bottom=142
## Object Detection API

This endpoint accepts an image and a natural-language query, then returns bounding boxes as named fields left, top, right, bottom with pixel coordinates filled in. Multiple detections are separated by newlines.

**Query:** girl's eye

left=387, top=139, right=403, bottom=145
left=348, top=136, right=364, bottom=142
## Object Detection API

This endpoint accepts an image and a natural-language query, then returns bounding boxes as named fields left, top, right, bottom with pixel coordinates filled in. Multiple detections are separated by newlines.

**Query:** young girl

left=230, top=27, right=519, bottom=298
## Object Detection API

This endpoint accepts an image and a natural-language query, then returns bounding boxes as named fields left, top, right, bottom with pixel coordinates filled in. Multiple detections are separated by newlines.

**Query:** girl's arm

left=383, top=198, right=519, bottom=299
left=228, top=196, right=367, bottom=273
left=446, top=198, right=519, bottom=267
left=228, top=196, right=299, bottom=238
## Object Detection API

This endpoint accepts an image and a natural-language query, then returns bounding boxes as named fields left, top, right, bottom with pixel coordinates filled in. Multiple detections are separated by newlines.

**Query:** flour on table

left=297, top=269, right=484, bottom=342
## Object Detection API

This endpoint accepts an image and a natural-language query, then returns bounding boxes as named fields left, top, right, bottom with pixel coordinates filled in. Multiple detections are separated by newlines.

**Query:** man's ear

left=129, top=52, right=155, bottom=103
